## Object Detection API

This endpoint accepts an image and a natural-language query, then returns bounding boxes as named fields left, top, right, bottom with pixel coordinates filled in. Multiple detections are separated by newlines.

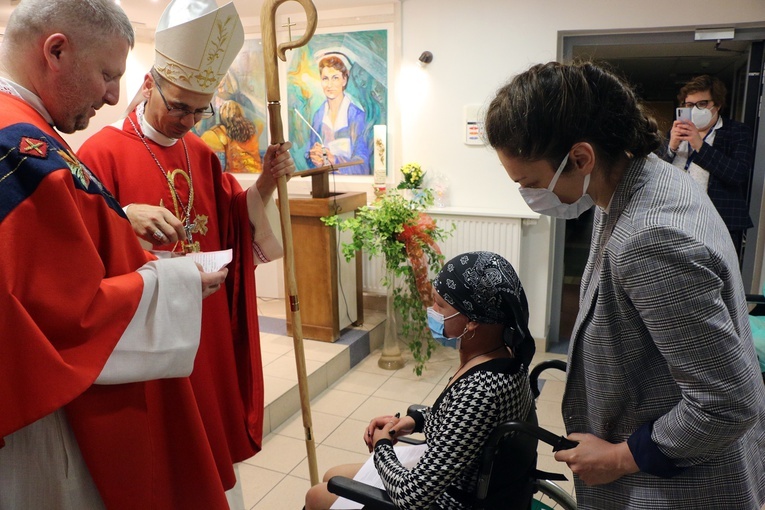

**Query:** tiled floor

left=240, top=297, right=574, bottom=510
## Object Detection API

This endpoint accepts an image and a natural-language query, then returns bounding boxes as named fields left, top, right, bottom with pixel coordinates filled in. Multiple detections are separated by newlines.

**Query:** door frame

left=547, top=27, right=765, bottom=344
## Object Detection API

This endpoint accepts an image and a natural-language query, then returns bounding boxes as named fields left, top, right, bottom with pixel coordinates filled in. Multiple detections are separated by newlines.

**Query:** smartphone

left=676, top=107, right=693, bottom=122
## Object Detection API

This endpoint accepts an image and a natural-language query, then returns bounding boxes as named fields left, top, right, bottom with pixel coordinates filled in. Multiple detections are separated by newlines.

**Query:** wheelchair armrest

left=327, top=476, right=396, bottom=510
left=398, top=435, right=425, bottom=445
left=529, top=359, right=567, bottom=398
left=407, top=404, right=427, bottom=415
left=401, top=404, right=427, bottom=445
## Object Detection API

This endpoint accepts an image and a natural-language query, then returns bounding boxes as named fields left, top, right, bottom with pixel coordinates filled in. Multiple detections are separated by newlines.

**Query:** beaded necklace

left=127, top=113, right=200, bottom=252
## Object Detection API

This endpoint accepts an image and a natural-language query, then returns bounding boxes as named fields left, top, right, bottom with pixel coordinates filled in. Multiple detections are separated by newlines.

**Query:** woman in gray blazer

left=484, top=61, right=765, bottom=509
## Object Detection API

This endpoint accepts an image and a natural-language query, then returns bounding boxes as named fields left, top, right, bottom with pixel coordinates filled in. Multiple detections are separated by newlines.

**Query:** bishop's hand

left=256, top=142, right=295, bottom=201
left=125, top=203, right=186, bottom=246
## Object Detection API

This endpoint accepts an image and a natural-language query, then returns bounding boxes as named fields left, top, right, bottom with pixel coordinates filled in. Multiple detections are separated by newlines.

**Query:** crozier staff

left=260, top=0, right=321, bottom=486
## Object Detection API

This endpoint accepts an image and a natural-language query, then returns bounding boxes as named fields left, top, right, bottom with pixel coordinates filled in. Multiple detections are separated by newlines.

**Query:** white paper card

left=330, top=443, right=427, bottom=509
left=185, top=249, right=233, bottom=273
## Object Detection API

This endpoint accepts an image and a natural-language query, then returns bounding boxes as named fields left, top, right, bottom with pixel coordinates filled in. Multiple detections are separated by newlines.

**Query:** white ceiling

left=0, top=0, right=394, bottom=38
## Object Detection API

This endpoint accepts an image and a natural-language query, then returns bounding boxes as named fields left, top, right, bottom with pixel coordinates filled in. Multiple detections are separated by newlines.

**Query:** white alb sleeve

left=95, top=257, right=202, bottom=384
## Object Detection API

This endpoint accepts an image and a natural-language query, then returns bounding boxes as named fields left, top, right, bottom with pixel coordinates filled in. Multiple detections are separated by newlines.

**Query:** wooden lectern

left=280, top=166, right=367, bottom=342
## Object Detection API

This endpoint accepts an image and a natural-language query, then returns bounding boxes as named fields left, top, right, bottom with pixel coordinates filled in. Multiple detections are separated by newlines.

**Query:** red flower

left=397, top=213, right=442, bottom=306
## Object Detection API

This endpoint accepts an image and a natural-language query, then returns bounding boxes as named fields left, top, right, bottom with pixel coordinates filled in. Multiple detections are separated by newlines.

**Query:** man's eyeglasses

left=681, top=100, right=713, bottom=110
left=153, top=76, right=215, bottom=120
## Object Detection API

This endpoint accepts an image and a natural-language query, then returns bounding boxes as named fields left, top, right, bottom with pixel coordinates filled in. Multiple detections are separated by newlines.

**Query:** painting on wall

left=287, top=29, right=388, bottom=176
left=193, top=38, right=268, bottom=173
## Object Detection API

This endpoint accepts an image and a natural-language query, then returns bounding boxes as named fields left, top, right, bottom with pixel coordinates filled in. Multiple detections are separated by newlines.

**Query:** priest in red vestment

left=0, top=1, right=232, bottom=508
left=78, top=0, right=295, bottom=498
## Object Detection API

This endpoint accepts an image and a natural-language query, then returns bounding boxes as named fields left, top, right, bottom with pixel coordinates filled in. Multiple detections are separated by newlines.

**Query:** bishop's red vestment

left=79, top=109, right=270, bottom=489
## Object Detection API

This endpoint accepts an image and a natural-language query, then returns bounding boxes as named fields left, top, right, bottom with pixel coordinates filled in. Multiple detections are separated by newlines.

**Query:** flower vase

left=400, top=188, right=424, bottom=203
left=378, top=269, right=406, bottom=370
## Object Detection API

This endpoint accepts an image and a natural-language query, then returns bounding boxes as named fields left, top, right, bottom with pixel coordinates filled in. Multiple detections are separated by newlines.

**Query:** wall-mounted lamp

left=418, top=51, right=433, bottom=66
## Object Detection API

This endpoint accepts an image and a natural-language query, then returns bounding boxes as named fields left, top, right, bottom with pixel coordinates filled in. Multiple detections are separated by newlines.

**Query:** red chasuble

left=79, top=111, right=265, bottom=489
left=0, top=94, right=229, bottom=508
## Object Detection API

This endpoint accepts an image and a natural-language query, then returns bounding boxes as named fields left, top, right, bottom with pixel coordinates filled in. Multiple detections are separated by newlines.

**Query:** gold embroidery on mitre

left=206, top=16, right=234, bottom=65
left=154, top=14, right=238, bottom=93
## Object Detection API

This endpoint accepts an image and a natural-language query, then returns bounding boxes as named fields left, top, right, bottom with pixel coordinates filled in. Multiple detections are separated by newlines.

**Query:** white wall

left=71, top=0, right=765, bottom=344
left=398, top=0, right=765, bottom=343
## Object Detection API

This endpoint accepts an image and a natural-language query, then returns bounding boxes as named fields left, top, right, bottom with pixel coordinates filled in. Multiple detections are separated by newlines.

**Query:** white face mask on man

left=518, top=153, right=595, bottom=220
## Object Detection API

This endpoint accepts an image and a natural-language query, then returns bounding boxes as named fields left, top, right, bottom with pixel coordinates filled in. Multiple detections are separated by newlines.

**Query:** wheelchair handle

left=529, top=359, right=567, bottom=398
left=475, top=420, right=577, bottom=502
left=487, top=421, right=578, bottom=452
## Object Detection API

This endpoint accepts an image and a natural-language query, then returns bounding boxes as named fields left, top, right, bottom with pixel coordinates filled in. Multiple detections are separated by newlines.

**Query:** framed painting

left=286, top=28, right=389, bottom=176
left=193, top=37, right=268, bottom=173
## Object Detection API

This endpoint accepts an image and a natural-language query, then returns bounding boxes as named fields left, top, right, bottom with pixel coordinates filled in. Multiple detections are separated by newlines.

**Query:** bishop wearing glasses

left=78, top=0, right=296, bottom=501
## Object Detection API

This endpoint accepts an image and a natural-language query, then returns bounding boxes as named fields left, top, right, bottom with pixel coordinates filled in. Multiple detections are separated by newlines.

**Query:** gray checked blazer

left=562, top=154, right=765, bottom=509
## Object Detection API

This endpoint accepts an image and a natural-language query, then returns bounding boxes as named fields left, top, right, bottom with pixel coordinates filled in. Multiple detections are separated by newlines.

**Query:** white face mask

left=518, top=153, right=595, bottom=219
left=691, top=107, right=714, bottom=130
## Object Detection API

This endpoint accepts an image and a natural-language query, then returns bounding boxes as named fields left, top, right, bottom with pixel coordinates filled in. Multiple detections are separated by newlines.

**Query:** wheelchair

left=327, top=360, right=578, bottom=510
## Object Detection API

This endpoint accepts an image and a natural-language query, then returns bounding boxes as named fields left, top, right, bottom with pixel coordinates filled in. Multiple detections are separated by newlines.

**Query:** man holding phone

left=663, top=74, right=754, bottom=262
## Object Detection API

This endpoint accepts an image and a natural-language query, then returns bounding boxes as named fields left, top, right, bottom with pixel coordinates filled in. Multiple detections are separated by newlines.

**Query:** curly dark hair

left=484, top=61, right=662, bottom=173
left=220, top=100, right=257, bottom=143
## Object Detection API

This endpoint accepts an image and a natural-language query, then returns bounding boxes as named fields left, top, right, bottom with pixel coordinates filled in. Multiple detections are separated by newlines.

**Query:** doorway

left=547, top=27, right=765, bottom=348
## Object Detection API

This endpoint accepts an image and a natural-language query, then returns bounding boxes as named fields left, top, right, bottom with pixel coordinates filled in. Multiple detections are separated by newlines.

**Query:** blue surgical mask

left=427, top=307, right=466, bottom=349
left=518, top=153, right=594, bottom=220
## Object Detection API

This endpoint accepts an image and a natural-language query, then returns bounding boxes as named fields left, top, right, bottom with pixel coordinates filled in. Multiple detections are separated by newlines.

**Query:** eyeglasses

left=681, top=100, right=713, bottom=110
left=153, top=76, right=214, bottom=120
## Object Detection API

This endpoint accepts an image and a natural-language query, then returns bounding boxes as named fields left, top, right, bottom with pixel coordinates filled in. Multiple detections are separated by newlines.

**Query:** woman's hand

left=364, top=414, right=412, bottom=452
left=388, top=415, right=415, bottom=441
left=554, top=433, right=639, bottom=485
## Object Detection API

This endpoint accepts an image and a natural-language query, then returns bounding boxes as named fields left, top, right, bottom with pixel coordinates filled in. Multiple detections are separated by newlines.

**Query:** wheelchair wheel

left=531, top=479, right=577, bottom=510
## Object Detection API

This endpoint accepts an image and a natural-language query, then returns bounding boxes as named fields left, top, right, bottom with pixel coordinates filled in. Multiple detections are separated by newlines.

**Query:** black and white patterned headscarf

left=433, top=251, right=535, bottom=366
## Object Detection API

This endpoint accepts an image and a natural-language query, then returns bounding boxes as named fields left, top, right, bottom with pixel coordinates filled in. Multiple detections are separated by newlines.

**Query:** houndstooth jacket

left=374, top=358, right=534, bottom=510
left=563, top=154, right=765, bottom=509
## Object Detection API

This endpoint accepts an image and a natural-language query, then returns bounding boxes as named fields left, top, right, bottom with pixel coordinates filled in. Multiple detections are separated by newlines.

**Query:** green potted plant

left=322, top=187, right=453, bottom=375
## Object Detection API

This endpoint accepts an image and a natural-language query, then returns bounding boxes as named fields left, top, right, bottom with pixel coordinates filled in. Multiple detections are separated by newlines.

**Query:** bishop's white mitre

left=153, top=0, right=245, bottom=94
